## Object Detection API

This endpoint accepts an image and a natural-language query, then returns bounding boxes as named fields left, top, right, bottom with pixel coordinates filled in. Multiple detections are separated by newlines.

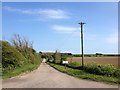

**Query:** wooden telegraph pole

left=78, top=22, right=85, bottom=69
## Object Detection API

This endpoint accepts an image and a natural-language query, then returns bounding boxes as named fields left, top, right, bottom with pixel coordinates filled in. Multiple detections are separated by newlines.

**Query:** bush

left=83, top=62, right=120, bottom=77
left=113, top=69, right=120, bottom=78
left=99, top=64, right=116, bottom=76
left=2, top=34, right=42, bottom=78
left=69, top=62, right=80, bottom=67
left=84, top=63, right=101, bottom=74
left=60, top=55, right=67, bottom=64
left=2, top=41, right=27, bottom=71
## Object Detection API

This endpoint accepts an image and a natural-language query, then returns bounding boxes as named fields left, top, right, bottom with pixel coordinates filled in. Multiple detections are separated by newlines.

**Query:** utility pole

left=78, top=22, right=85, bottom=69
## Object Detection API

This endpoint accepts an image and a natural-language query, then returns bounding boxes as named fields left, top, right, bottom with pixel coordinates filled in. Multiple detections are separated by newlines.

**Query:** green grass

left=48, top=62, right=119, bottom=84
left=2, top=62, right=40, bottom=79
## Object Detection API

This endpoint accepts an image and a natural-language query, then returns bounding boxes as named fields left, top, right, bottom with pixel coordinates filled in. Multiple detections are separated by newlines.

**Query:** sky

left=2, top=2, right=118, bottom=54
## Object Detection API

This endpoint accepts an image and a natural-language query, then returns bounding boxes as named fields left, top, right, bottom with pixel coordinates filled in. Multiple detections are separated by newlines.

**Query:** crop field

left=67, top=56, right=119, bottom=67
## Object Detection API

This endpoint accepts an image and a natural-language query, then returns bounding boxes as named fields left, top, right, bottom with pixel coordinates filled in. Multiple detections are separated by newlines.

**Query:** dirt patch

left=67, top=57, right=118, bottom=67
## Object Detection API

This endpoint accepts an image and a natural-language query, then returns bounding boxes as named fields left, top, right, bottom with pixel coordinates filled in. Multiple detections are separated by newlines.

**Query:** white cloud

left=60, top=50, right=72, bottom=53
left=3, top=6, right=34, bottom=14
left=3, top=6, right=69, bottom=19
left=41, top=50, right=55, bottom=53
left=52, top=25, right=79, bottom=33
left=41, top=50, right=72, bottom=53
left=106, top=32, right=118, bottom=44
left=38, top=9, right=69, bottom=19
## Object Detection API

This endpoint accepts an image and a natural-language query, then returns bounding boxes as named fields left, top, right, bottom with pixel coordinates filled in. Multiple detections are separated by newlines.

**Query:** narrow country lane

left=2, top=63, right=118, bottom=88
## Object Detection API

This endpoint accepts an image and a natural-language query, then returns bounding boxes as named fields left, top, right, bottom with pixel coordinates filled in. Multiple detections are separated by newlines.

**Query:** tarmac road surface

left=2, top=63, right=118, bottom=88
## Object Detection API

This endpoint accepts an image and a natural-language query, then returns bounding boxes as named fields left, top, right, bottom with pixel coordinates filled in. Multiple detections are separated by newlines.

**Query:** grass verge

left=48, top=62, right=119, bottom=84
left=2, top=62, right=40, bottom=79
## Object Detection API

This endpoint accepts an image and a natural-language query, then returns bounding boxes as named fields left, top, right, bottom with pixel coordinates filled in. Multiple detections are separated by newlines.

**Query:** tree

left=39, top=51, right=42, bottom=54
left=11, top=34, right=35, bottom=63
left=53, top=50, right=60, bottom=63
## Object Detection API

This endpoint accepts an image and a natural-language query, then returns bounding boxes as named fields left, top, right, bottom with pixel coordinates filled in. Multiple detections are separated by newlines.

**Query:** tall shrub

left=11, top=34, right=36, bottom=63
left=2, top=41, right=27, bottom=71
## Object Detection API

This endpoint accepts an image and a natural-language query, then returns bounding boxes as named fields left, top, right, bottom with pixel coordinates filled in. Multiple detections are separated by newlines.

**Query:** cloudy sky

left=2, top=2, right=118, bottom=54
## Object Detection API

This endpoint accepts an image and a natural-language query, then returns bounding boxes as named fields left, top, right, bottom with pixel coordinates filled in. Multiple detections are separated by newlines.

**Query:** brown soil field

left=67, top=57, right=119, bottom=67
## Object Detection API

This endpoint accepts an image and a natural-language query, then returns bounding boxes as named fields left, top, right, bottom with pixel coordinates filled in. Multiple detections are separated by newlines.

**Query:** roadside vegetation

left=45, top=51, right=120, bottom=84
left=2, top=34, right=41, bottom=79
left=48, top=62, right=120, bottom=84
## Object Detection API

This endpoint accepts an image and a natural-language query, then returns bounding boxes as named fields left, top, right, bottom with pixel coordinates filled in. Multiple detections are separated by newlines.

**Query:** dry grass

left=67, top=57, right=118, bottom=67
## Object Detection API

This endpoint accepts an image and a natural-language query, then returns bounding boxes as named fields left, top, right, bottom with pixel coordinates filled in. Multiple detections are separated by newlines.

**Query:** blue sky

left=2, top=2, right=118, bottom=54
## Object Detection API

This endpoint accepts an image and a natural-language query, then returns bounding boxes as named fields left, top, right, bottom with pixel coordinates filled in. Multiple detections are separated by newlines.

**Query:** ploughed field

left=67, top=57, right=118, bottom=67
